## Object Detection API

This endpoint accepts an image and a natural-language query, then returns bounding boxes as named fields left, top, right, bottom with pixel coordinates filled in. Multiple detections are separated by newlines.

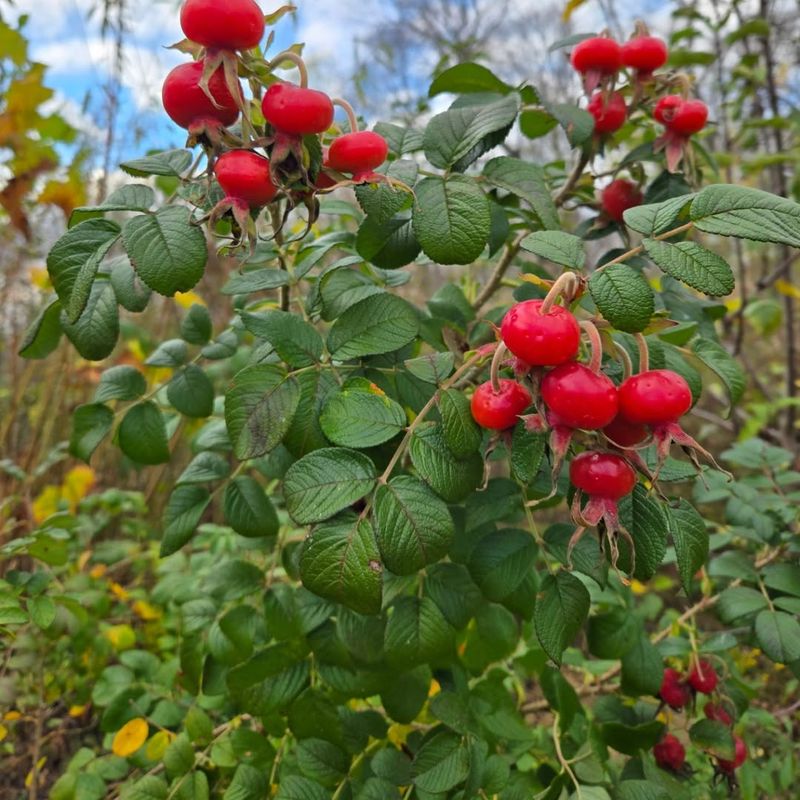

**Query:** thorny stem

left=634, top=332, right=650, bottom=373
left=269, top=51, right=308, bottom=87
left=332, top=98, right=359, bottom=133
left=490, top=342, right=507, bottom=392
left=541, top=271, right=579, bottom=314
left=580, top=320, right=604, bottom=373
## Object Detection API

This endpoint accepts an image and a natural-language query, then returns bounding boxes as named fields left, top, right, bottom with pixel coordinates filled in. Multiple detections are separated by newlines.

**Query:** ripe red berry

left=688, top=658, right=718, bottom=694
left=601, top=179, right=644, bottom=223
left=570, top=37, right=623, bottom=74
left=603, top=413, right=648, bottom=447
left=162, top=60, right=241, bottom=130
left=261, top=83, right=335, bottom=136
left=717, top=735, right=747, bottom=773
left=214, top=150, right=278, bottom=208
left=654, top=733, right=686, bottom=771
left=588, top=91, right=627, bottom=135
left=569, top=451, right=636, bottom=500
left=704, top=702, right=733, bottom=726
left=621, top=35, right=668, bottom=73
left=653, top=95, right=708, bottom=136
left=659, top=667, right=692, bottom=710
left=500, top=300, right=581, bottom=367
left=541, top=363, right=619, bottom=430
left=180, top=0, right=265, bottom=51
left=326, top=132, right=389, bottom=179
left=470, top=379, right=531, bottom=430
left=618, top=370, right=692, bottom=426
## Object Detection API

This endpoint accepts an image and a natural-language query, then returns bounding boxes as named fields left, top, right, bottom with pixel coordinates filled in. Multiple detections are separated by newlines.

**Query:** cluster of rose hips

left=567, top=25, right=710, bottom=222
left=160, top=0, right=390, bottom=237
left=470, top=281, right=717, bottom=569
left=655, top=660, right=748, bottom=783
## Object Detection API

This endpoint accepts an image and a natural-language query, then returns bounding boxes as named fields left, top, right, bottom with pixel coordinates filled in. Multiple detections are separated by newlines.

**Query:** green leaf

left=373, top=476, right=454, bottom=575
left=284, top=448, right=377, bottom=524
left=521, top=231, right=585, bottom=268
left=424, top=563, right=483, bottom=629
left=483, top=157, right=560, bottom=230
left=70, top=403, right=114, bottom=462
left=121, top=775, right=169, bottom=800
left=72, top=184, right=155, bottom=222
left=181, top=304, right=212, bottom=345
left=297, top=738, right=348, bottom=786
left=95, top=366, right=146, bottom=402
left=617, top=781, right=670, bottom=800
left=145, top=338, right=188, bottom=367
left=300, top=513, right=383, bottom=615
left=222, top=268, right=290, bottom=295
left=328, top=294, right=419, bottom=360
left=690, top=184, right=800, bottom=247
left=689, top=719, right=735, bottom=760
left=167, top=365, right=215, bottom=418
left=718, top=587, right=767, bottom=623
left=47, top=218, right=120, bottom=322
left=60, top=281, right=119, bottom=361
left=384, top=597, right=454, bottom=668
left=587, top=609, right=638, bottom=659
left=439, top=389, right=481, bottom=458
left=691, top=338, right=746, bottom=411
left=374, top=122, right=424, bottom=156
left=223, top=476, right=279, bottom=538
left=600, top=720, right=665, bottom=755
left=110, top=256, right=152, bottom=312
left=589, top=264, right=655, bottom=333
left=284, top=370, right=338, bottom=457
left=178, top=451, right=231, bottom=484
left=408, top=425, right=482, bottom=503
left=618, top=485, right=669, bottom=581
left=185, top=706, right=214, bottom=745
left=623, top=195, right=694, bottom=236
left=224, top=365, right=301, bottom=460
left=763, top=563, right=800, bottom=596
left=519, top=108, right=559, bottom=140
left=241, top=310, right=324, bottom=368
left=19, top=299, right=63, bottom=359
left=468, top=529, right=537, bottom=601
left=412, top=175, right=490, bottom=265
left=121, top=149, right=193, bottom=177
left=545, top=102, right=595, bottom=146
left=643, top=239, right=734, bottom=297
left=356, top=213, right=421, bottom=270
left=754, top=610, right=800, bottom=663
left=223, top=764, right=270, bottom=800
left=122, top=207, right=207, bottom=296
left=423, top=94, right=519, bottom=171
left=412, top=730, right=470, bottom=793
left=163, top=733, right=194, bottom=779
left=405, top=352, right=455, bottom=384
left=274, top=775, right=328, bottom=800
left=28, top=595, right=56, bottom=629
left=534, top=571, right=590, bottom=665
left=621, top=635, right=664, bottom=696
left=355, top=161, right=418, bottom=223
left=119, top=402, right=170, bottom=465
left=668, top=500, right=708, bottom=594
left=161, top=486, right=211, bottom=556
left=510, top=424, right=546, bottom=484
left=429, top=62, right=511, bottom=96
left=320, top=384, right=406, bottom=448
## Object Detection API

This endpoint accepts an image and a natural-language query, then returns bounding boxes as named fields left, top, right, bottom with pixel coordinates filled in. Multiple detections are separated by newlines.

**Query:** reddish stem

left=540, top=272, right=579, bottom=315
left=634, top=333, right=650, bottom=373
left=580, top=320, right=604, bottom=373
left=332, top=98, right=359, bottom=133
left=490, top=342, right=507, bottom=393
left=269, top=51, right=308, bottom=88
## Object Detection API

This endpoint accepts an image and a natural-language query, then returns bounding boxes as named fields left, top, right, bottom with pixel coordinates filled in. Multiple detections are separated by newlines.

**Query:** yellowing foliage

left=112, top=718, right=149, bottom=757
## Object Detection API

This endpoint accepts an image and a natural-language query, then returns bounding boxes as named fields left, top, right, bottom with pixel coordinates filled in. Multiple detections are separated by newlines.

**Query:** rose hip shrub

left=9, top=3, right=800, bottom=799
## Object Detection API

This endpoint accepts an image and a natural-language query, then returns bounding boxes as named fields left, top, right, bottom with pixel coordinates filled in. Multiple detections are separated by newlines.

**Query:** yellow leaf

left=62, top=465, right=95, bottom=509
left=110, top=582, right=130, bottom=601
left=562, top=0, right=588, bottom=22
left=24, top=757, right=47, bottom=788
left=518, top=273, right=550, bottom=287
left=428, top=679, right=441, bottom=698
left=29, top=266, right=51, bottom=291
left=387, top=723, right=413, bottom=746
left=4, top=711, right=22, bottom=721
left=68, top=705, right=87, bottom=718
left=89, top=564, right=107, bottom=579
left=133, top=600, right=161, bottom=621
left=112, top=718, right=149, bottom=757
left=128, top=339, right=147, bottom=364
left=145, top=729, right=174, bottom=760
left=105, top=624, right=136, bottom=651
left=0, top=724, right=7, bottom=742
left=775, top=279, right=800, bottom=300
left=174, top=291, right=204, bottom=309
left=32, top=485, right=62, bottom=523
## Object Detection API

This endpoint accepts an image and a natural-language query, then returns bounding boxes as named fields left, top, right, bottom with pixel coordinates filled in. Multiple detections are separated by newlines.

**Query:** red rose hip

left=654, top=733, right=686, bottom=771
left=704, top=702, right=733, bottom=726
left=162, top=60, right=241, bottom=130
left=618, top=369, right=692, bottom=426
left=717, top=735, right=747, bottom=772
left=500, top=300, right=581, bottom=367
left=180, top=0, right=265, bottom=51
left=669, top=99, right=709, bottom=136
left=326, top=131, right=389, bottom=178
left=470, top=379, right=531, bottom=430
left=541, top=363, right=619, bottom=430
left=601, top=179, right=644, bottom=223
left=588, top=91, right=627, bottom=135
left=214, top=150, right=278, bottom=208
left=603, top=414, right=647, bottom=447
left=688, top=658, right=718, bottom=694
left=659, top=667, right=691, bottom=710
left=622, top=35, right=668, bottom=73
left=569, top=451, right=636, bottom=499
left=570, top=37, right=623, bottom=75
left=262, top=83, right=334, bottom=136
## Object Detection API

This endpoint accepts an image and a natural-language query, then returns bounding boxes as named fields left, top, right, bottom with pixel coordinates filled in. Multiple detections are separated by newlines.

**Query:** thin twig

left=472, top=231, right=527, bottom=312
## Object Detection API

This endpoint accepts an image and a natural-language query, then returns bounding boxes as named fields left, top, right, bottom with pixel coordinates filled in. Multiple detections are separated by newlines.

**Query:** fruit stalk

left=268, top=50, right=309, bottom=87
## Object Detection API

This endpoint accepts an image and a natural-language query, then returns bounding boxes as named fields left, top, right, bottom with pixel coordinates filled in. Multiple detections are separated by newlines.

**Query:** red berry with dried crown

left=162, top=60, right=241, bottom=130
left=654, top=734, right=686, bottom=771
left=180, top=0, right=265, bottom=51
left=262, top=83, right=335, bottom=136
left=326, top=131, right=389, bottom=179
left=570, top=36, right=623, bottom=75
left=717, top=736, right=747, bottom=773
left=588, top=91, right=627, bottom=135
left=622, top=35, right=668, bottom=74
left=619, top=369, right=692, bottom=425
left=570, top=451, right=636, bottom=500
left=471, top=379, right=531, bottom=430
left=214, top=150, right=278, bottom=208
left=659, top=667, right=691, bottom=709
left=500, top=300, right=581, bottom=367
left=704, top=702, right=733, bottom=726
left=688, top=658, right=718, bottom=694
left=541, top=363, right=619, bottom=430
left=601, top=179, right=644, bottom=222
left=654, top=95, right=708, bottom=136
